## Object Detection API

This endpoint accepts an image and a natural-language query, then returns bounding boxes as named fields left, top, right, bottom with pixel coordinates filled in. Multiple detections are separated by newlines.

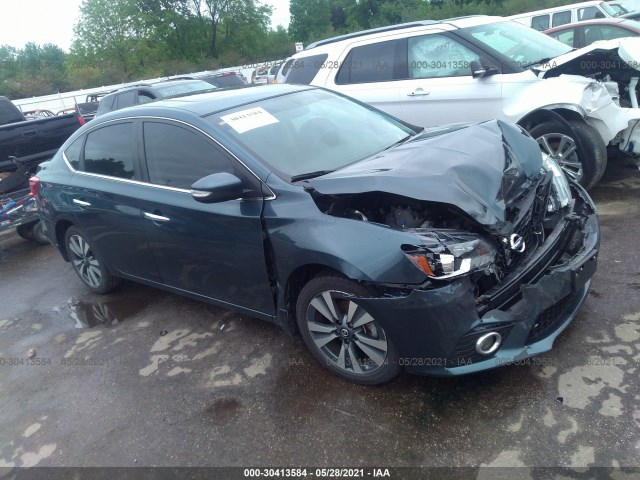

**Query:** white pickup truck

left=284, top=15, right=640, bottom=189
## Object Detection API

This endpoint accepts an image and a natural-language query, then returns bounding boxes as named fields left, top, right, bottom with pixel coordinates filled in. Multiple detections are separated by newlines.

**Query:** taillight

left=76, top=115, right=86, bottom=126
left=29, top=176, right=40, bottom=197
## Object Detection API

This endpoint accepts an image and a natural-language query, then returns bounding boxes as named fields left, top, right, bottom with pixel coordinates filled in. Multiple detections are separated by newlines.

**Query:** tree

left=73, top=0, right=155, bottom=78
left=289, top=0, right=333, bottom=43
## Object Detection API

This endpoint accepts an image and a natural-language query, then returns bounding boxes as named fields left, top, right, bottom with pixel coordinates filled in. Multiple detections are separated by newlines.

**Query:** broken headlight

left=403, top=236, right=497, bottom=280
left=542, top=154, right=572, bottom=211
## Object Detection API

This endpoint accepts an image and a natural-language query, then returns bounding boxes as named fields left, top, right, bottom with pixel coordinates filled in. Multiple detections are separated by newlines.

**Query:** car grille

left=527, top=292, right=577, bottom=343
left=499, top=176, right=552, bottom=274
left=446, top=323, right=514, bottom=367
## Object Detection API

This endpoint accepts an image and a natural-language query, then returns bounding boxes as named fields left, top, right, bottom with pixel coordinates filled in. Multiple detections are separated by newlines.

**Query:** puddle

left=68, top=297, right=147, bottom=329
left=204, top=397, right=242, bottom=424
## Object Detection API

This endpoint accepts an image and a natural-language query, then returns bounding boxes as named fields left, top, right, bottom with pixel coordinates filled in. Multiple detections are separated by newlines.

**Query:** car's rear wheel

left=529, top=119, right=606, bottom=190
left=31, top=220, right=50, bottom=245
left=296, top=274, right=401, bottom=385
left=16, top=222, right=35, bottom=241
left=64, top=226, right=121, bottom=294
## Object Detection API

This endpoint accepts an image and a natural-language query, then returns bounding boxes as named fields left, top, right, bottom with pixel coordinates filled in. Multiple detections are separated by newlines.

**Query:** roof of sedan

left=545, top=17, right=640, bottom=32
left=115, top=84, right=313, bottom=117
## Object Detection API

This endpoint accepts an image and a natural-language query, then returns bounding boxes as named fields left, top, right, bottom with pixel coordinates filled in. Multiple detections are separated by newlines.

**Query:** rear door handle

left=407, top=88, right=430, bottom=97
left=72, top=198, right=91, bottom=207
left=22, top=130, right=37, bottom=136
left=143, top=212, right=170, bottom=222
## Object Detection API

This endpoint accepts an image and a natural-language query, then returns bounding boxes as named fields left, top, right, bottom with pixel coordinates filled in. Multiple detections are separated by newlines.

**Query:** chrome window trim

left=61, top=115, right=277, bottom=200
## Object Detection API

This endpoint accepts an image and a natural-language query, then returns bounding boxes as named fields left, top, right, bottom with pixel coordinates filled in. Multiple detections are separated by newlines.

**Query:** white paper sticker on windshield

left=221, top=107, right=278, bottom=134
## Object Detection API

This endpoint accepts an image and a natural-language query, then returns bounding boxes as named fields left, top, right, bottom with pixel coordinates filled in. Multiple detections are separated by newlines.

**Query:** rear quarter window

left=64, top=136, right=84, bottom=170
left=212, top=74, right=245, bottom=87
left=285, top=54, right=328, bottom=84
left=116, top=90, right=137, bottom=109
left=532, top=15, right=550, bottom=30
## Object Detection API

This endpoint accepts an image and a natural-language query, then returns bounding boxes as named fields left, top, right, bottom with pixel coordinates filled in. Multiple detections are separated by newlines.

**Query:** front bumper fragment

left=353, top=183, right=599, bottom=377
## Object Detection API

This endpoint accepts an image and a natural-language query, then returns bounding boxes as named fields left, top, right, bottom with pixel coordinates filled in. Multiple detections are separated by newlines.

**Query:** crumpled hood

left=308, top=119, right=543, bottom=234
left=539, top=37, right=640, bottom=77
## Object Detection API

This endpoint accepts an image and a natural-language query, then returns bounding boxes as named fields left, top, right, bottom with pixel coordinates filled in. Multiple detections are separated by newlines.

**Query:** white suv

left=283, top=15, right=640, bottom=189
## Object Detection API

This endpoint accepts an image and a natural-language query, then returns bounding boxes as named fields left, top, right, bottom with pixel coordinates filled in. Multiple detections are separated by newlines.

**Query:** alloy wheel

left=537, top=133, right=583, bottom=182
left=68, top=234, right=102, bottom=288
left=305, top=290, right=388, bottom=375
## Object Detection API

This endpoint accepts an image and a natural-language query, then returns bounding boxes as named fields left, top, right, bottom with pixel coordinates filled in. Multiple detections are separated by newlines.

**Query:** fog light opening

left=475, top=332, right=502, bottom=355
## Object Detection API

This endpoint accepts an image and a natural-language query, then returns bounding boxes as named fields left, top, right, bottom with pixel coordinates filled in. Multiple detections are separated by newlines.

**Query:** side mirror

left=471, top=59, right=499, bottom=78
left=190, top=172, right=243, bottom=203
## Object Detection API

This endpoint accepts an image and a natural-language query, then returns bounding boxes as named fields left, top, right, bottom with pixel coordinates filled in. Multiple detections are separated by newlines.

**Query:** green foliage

left=0, top=0, right=592, bottom=98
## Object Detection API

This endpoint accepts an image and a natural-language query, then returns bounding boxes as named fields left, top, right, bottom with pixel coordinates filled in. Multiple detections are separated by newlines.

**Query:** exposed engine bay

left=309, top=164, right=573, bottom=300
left=541, top=47, right=640, bottom=108
left=311, top=189, right=547, bottom=295
left=311, top=191, right=476, bottom=231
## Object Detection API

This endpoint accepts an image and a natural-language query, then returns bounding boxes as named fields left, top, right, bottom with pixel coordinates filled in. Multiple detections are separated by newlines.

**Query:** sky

left=0, top=0, right=291, bottom=52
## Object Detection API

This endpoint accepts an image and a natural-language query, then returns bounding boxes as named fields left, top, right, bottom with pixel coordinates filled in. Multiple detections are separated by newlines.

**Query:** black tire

left=529, top=119, right=607, bottom=190
left=296, top=274, right=401, bottom=385
left=16, top=222, right=35, bottom=241
left=64, top=226, right=121, bottom=294
left=31, top=220, right=50, bottom=245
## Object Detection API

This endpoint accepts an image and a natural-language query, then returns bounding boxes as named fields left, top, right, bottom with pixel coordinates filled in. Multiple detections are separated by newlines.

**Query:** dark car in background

left=545, top=17, right=640, bottom=47
left=33, top=85, right=599, bottom=385
left=95, top=79, right=215, bottom=117
left=196, top=71, right=246, bottom=88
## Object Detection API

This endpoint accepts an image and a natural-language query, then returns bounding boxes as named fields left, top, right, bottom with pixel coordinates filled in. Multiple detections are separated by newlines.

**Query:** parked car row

left=280, top=15, right=640, bottom=190
left=95, top=79, right=216, bottom=117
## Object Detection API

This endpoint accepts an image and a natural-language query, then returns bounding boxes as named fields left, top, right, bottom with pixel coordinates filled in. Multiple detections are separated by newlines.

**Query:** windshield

left=154, top=80, right=216, bottom=97
left=600, top=1, right=622, bottom=16
left=207, top=89, right=413, bottom=180
left=460, top=21, right=572, bottom=70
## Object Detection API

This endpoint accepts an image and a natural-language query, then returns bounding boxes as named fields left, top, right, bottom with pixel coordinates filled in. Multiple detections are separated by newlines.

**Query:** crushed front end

left=355, top=180, right=598, bottom=376
left=307, top=119, right=600, bottom=376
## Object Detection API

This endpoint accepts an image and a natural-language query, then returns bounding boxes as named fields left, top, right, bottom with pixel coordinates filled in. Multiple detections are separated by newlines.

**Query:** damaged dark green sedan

left=33, top=85, right=599, bottom=384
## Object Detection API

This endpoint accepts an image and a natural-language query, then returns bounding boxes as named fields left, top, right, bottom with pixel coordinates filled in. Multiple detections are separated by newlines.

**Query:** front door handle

left=143, top=212, right=170, bottom=222
left=72, top=198, right=91, bottom=207
left=408, top=88, right=430, bottom=97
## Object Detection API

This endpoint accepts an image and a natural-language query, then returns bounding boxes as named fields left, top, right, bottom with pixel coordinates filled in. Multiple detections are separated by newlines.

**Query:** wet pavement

left=0, top=159, right=639, bottom=472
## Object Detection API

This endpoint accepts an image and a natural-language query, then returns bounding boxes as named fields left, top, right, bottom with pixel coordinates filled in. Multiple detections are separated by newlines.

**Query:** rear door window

left=82, top=123, right=137, bottom=179
left=336, top=40, right=401, bottom=84
left=552, top=11, right=571, bottom=27
left=285, top=54, right=328, bottom=84
left=585, top=25, right=633, bottom=42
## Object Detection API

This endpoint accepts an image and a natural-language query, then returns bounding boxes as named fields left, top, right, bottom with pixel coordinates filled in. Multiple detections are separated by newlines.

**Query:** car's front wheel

left=529, top=119, right=606, bottom=190
left=64, top=226, right=121, bottom=294
left=296, top=274, right=401, bottom=385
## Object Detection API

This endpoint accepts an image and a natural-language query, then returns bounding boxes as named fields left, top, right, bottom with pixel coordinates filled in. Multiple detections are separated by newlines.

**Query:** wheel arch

left=516, top=107, right=584, bottom=132
left=54, top=218, right=75, bottom=261
left=278, top=263, right=346, bottom=336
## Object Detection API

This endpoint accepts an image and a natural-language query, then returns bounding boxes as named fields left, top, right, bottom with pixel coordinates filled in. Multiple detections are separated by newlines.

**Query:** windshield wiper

left=290, top=170, right=336, bottom=182
left=522, top=57, right=557, bottom=69
left=385, top=134, right=413, bottom=150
